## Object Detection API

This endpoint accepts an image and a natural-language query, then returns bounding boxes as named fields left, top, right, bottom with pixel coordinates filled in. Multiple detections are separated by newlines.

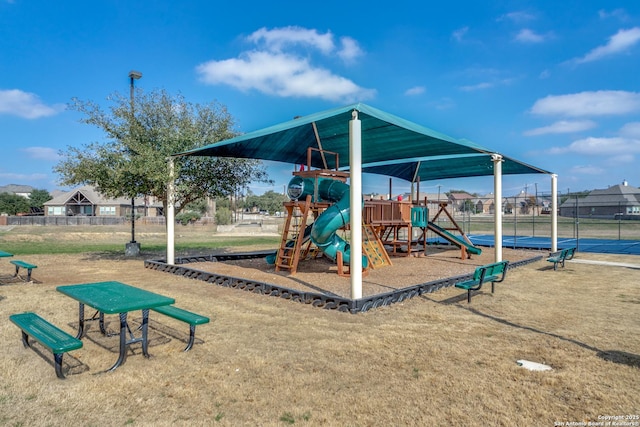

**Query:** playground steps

left=275, top=195, right=312, bottom=274
left=363, top=224, right=392, bottom=269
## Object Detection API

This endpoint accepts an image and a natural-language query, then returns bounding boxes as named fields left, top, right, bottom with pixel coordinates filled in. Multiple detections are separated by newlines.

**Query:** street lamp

left=125, top=70, right=142, bottom=256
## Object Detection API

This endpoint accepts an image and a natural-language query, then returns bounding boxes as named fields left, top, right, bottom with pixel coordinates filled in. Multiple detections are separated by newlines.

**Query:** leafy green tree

left=245, top=190, right=288, bottom=214
left=28, top=189, right=52, bottom=210
left=0, top=193, right=30, bottom=215
left=55, top=88, right=270, bottom=216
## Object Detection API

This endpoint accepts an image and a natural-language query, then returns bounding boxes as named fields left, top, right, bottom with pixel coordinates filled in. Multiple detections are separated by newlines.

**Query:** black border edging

left=145, top=252, right=543, bottom=314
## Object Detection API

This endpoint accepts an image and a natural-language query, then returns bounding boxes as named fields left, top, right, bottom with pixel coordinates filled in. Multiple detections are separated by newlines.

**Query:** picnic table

left=56, top=281, right=175, bottom=372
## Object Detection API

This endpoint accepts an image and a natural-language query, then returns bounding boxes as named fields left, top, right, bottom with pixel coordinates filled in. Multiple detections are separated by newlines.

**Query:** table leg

left=141, top=309, right=150, bottom=357
left=75, top=303, right=85, bottom=339
left=99, top=312, right=106, bottom=335
left=107, top=312, right=128, bottom=372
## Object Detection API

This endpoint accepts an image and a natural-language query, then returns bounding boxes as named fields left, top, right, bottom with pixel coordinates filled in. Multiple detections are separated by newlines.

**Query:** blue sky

left=1, top=1, right=639, bottom=198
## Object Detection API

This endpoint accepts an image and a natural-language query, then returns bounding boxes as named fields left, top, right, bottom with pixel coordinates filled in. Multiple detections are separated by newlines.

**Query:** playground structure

left=268, top=148, right=482, bottom=275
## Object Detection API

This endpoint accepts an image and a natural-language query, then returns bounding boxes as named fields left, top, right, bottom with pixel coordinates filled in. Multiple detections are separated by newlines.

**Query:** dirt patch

left=185, top=246, right=542, bottom=298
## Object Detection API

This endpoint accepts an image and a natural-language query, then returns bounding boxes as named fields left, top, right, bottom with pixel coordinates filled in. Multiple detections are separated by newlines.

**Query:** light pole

left=125, top=70, right=142, bottom=256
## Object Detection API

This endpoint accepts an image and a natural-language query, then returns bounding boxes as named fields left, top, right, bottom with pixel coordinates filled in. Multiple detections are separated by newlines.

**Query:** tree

left=0, top=193, right=30, bottom=215
left=28, top=189, right=52, bottom=210
left=245, top=190, right=288, bottom=214
left=55, top=89, right=270, bottom=217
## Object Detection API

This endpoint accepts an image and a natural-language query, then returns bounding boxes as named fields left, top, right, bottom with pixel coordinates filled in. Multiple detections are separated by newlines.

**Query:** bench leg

left=20, top=331, right=30, bottom=348
left=20, top=331, right=67, bottom=379
left=467, top=289, right=472, bottom=303
left=26, top=268, right=32, bottom=282
left=184, top=325, right=197, bottom=352
left=54, top=353, right=66, bottom=379
left=13, top=265, right=20, bottom=278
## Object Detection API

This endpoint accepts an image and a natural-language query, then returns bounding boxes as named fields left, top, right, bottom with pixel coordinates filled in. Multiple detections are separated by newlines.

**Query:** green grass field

left=0, top=224, right=279, bottom=255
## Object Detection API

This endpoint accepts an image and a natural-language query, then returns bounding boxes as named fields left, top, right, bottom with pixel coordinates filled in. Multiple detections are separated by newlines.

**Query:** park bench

left=546, top=247, right=576, bottom=270
left=10, top=260, right=37, bottom=282
left=9, top=312, right=83, bottom=379
left=151, top=305, right=210, bottom=351
left=455, top=261, right=509, bottom=303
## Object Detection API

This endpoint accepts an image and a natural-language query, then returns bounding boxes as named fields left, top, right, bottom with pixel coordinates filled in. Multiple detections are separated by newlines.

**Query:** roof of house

left=448, top=192, right=475, bottom=201
left=44, top=185, right=146, bottom=206
left=560, top=183, right=640, bottom=207
left=0, top=184, right=35, bottom=194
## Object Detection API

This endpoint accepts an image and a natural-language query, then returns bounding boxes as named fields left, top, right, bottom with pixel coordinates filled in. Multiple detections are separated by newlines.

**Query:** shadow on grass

left=424, top=294, right=640, bottom=369
left=466, top=306, right=640, bottom=368
left=21, top=341, right=89, bottom=378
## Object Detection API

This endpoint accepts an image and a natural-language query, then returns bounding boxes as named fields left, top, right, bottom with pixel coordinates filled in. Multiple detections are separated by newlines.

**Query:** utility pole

left=125, top=70, right=142, bottom=257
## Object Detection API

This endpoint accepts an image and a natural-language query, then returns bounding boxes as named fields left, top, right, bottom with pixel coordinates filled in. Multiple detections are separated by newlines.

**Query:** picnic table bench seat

left=546, top=247, right=576, bottom=270
left=455, top=261, right=509, bottom=303
left=9, top=312, right=83, bottom=379
left=151, top=305, right=210, bottom=351
left=10, top=260, right=37, bottom=282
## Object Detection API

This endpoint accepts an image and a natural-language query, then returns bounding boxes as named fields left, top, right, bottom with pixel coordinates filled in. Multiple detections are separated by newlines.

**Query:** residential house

left=559, top=181, right=640, bottom=219
left=0, top=184, right=34, bottom=198
left=448, top=192, right=475, bottom=213
left=44, top=185, right=163, bottom=217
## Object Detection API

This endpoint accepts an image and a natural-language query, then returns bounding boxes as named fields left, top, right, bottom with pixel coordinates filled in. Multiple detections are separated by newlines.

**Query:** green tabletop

left=0, top=251, right=13, bottom=258
left=57, top=281, right=174, bottom=314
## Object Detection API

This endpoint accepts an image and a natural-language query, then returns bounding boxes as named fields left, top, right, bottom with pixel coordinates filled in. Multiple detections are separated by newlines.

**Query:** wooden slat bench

left=546, top=247, right=576, bottom=270
left=455, top=261, right=509, bottom=303
left=10, top=260, right=37, bottom=282
left=9, top=312, right=83, bottom=379
left=151, top=305, right=210, bottom=351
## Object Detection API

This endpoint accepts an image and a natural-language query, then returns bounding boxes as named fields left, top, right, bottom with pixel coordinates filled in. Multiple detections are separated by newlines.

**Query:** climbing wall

left=362, top=224, right=392, bottom=269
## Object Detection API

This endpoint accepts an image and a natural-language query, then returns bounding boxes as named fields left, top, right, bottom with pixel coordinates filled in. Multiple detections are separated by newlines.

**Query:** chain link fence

left=430, top=190, right=640, bottom=241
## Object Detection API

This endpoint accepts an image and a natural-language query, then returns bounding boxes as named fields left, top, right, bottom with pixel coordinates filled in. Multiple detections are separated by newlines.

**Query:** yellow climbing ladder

left=362, top=224, right=392, bottom=269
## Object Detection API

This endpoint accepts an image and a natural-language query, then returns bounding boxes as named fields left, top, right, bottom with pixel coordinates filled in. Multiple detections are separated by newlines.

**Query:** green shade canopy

left=176, top=103, right=550, bottom=182
left=362, top=152, right=549, bottom=183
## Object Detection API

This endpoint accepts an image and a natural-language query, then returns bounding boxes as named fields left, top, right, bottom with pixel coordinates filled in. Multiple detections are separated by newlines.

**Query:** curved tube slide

left=287, top=176, right=368, bottom=268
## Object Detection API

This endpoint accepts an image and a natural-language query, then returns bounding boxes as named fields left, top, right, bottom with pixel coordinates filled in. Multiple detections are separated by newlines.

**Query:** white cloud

left=530, top=91, right=640, bottom=117
left=574, top=27, right=640, bottom=63
left=197, top=27, right=373, bottom=102
left=0, top=172, right=48, bottom=181
left=22, top=146, right=61, bottom=161
left=458, top=77, right=515, bottom=92
left=247, top=26, right=335, bottom=55
left=459, top=82, right=493, bottom=91
left=560, top=136, right=640, bottom=155
left=337, top=36, right=364, bottom=63
left=570, top=165, right=605, bottom=175
left=433, top=97, right=455, bottom=110
left=524, top=120, right=596, bottom=136
left=0, top=89, right=62, bottom=119
left=605, top=154, right=635, bottom=165
left=404, top=86, right=425, bottom=96
left=539, top=69, right=551, bottom=79
left=452, top=27, right=469, bottom=42
left=598, top=9, right=629, bottom=21
left=515, top=29, right=546, bottom=43
left=197, top=51, right=374, bottom=102
left=497, top=11, right=536, bottom=23
left=620, top=122, right=640, bottom=138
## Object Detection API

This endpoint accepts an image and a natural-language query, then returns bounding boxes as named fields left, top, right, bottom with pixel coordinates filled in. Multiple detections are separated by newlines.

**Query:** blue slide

left=267, top=176, right=368, bottom=267
left=426, top=221, right=482, bottom=255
